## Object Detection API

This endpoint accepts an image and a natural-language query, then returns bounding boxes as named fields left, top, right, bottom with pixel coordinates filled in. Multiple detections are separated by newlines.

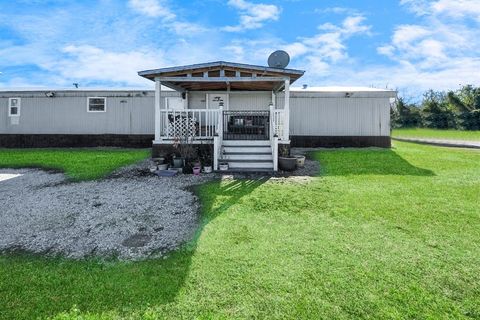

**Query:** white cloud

left=223, top=0, right=281, bottom=32
left=335, top=58, right=480, bottom=94
left=169, top=21, right=208, bottom=35
left=399, top=0, right=431, bottom=15
left=51, top=45, right=162, bottom=86
left=432, top=0, right=480, bottom=20
left=342, top=16, right=371, bottom=34
left=401, top=0, right=480, bottom=20
left=128, top=0, right=175, bottom=20
left=127, top=0, right=206, bottom=35
left=391, top=25, right=431, bottom=46
left=298, top=15, right=371, bottom=64
left=314, top=7, right=359, bottom=15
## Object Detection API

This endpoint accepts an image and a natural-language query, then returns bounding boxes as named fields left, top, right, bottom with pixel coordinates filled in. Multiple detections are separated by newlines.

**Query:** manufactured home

left=0, top=61, right=396, bottom=171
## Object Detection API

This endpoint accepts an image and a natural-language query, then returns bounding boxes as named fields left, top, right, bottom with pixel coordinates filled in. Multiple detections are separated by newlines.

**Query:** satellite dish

left=268, top=50, right=290, bottom=69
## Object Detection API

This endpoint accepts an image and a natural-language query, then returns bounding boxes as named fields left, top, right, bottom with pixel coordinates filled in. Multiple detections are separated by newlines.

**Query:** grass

left=0, top=142, right=479, bottom=319
left=0, top=148, right=150, bottom=181
left=393, top=128, right=480, bottom=141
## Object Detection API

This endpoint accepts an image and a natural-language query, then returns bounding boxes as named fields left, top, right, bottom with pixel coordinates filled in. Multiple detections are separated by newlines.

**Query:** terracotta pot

left=193, top=166, right=201, bottom=175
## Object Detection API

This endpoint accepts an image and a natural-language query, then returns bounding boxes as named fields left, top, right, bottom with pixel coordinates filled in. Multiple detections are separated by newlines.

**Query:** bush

left=391, top=97, right=422, bottom=128
left=458, top=110, right=480, bottom=130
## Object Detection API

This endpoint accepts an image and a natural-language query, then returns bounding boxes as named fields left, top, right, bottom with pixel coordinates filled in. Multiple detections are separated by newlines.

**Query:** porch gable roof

left=138, top=61, right=305, bottom=92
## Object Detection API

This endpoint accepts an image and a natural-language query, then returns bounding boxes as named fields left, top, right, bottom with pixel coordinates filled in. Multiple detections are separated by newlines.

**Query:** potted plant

left=200, top=144, right=213, bottom=173
left=219, top=162, right=229, bottom=171
left=172, top=136, right=198, bottom=173
left=192, top=166, right=201, bottom=175
left=203, top=165, right=213, bottom=173
left=172, top=154, right=184, bottom=168
left=158, top=163, right=169, bottom=170
left=293, top=154, right=306, bottom=168
left=278, top=145, right=297, bottom=171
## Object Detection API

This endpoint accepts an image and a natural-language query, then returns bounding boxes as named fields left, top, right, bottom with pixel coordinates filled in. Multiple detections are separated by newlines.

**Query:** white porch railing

left=158, top=107, right=288, bottom=143
left=159, top=109, right=220, bottom=140
left=213, top=106, right=223, bottom=170
left=269, top=105, right=279, bottom=171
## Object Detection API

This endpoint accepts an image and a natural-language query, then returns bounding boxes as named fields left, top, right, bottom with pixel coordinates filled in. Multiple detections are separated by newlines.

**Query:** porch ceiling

left=138, top=61, right=305, bottom=92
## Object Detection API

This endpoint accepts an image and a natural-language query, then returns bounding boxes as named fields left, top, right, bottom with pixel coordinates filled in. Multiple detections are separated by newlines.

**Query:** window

left=165, top=97, right=185, bottom=110
left=87, top=97, right=106, bottom=112
left=8, top=98, right=21, bottom=116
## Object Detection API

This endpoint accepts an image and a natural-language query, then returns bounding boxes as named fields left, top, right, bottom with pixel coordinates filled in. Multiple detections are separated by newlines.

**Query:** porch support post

left=284, top=78, right=290, bottom=141
left=269, top=103, right=275, bottom=139
left=155, top=77, right=161, bottom=141
left=213, top=136, right=219, bottom=171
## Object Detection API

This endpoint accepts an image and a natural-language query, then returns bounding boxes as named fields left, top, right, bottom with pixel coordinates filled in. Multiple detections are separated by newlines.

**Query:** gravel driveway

left=0, top=154, right=318, bottom=260
left=0, top=161, right=214, bottom=260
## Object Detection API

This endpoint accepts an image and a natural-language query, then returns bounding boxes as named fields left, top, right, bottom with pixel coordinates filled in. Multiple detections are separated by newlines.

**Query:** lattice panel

left=166, top=117, right=197, bottom=138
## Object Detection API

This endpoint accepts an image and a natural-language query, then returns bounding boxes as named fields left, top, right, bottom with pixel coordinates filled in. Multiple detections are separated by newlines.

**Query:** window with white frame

left=165, top=97, right=186, bottom=110
left=87, top=97, right=106, bottom=112
left=8, top=98, right=21, bottom=116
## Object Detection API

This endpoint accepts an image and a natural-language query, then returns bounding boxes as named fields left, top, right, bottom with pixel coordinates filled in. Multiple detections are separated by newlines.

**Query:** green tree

left=448, top=85, right=480, bottom=130
left=392, top=97, right=422, bottom=128
left=421, top=90, right=457, bottom=129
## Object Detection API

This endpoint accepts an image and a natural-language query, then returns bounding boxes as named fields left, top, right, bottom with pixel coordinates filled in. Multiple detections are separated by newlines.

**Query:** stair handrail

left=214, top=106, right=224, bottom=171
left=269, top=104, right=278, bottom=171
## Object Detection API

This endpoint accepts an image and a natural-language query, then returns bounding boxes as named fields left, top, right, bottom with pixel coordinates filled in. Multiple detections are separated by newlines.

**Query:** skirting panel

left=290, top=136, right=391, bottom=148
left=0, top=134, right=154, bottom=148
left=152, top=143, right=212, bottom=159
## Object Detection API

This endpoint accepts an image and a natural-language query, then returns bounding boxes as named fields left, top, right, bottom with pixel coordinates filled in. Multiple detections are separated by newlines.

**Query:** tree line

left=392, top=85, right=480, bottom=130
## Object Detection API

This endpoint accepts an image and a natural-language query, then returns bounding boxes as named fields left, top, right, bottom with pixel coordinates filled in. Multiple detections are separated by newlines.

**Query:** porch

left=138, top=61, right=305, bottom=171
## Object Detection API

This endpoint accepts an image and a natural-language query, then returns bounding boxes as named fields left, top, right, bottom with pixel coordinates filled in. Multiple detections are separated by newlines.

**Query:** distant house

left=0, top=61, right=396, bottom=171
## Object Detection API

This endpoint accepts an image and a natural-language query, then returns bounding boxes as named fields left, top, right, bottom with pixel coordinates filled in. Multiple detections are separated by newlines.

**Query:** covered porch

left=138, top=61, right=304, bottom=171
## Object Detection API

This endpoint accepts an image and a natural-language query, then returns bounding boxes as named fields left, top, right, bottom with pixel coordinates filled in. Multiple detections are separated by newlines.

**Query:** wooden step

left=222, top=153, right=273, bottom=161
left=217, top=168, right=274, bottom=173
left=226, top=160, right=274, bottom=169
left=222, top=140, right=270, bottom=146
left=223, top=146, right=272, bottom=153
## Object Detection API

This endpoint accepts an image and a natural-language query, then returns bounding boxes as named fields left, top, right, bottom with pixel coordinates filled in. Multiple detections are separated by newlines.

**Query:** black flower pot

left=278, top=156, right=297, bottom=171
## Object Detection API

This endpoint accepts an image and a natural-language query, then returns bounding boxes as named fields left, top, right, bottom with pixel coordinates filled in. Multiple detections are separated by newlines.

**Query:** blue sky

left=1, top=0, right=479, bottom=97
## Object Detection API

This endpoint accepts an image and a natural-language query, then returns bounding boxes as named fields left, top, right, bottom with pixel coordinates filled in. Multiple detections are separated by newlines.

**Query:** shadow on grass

left=312, top=148, right=435, bottom=176
left=0, top=177, right=269, bottom=320
left=194, top=177, right=270, bottom=230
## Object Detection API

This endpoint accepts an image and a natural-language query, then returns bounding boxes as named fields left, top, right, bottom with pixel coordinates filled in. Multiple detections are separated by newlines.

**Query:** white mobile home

left=0, top=61, right=396, bottom=171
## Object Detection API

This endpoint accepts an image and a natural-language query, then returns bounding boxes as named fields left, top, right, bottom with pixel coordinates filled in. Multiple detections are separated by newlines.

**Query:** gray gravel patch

left=0, top=161, right=216, bottom=260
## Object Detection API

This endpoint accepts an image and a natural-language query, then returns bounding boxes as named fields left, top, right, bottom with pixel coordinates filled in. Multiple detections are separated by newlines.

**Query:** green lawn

left=1, top=142, right=479, bottom=319
left=393, top=128, right=480, bottom=141
left=0, top=148, right=150, bottom=181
